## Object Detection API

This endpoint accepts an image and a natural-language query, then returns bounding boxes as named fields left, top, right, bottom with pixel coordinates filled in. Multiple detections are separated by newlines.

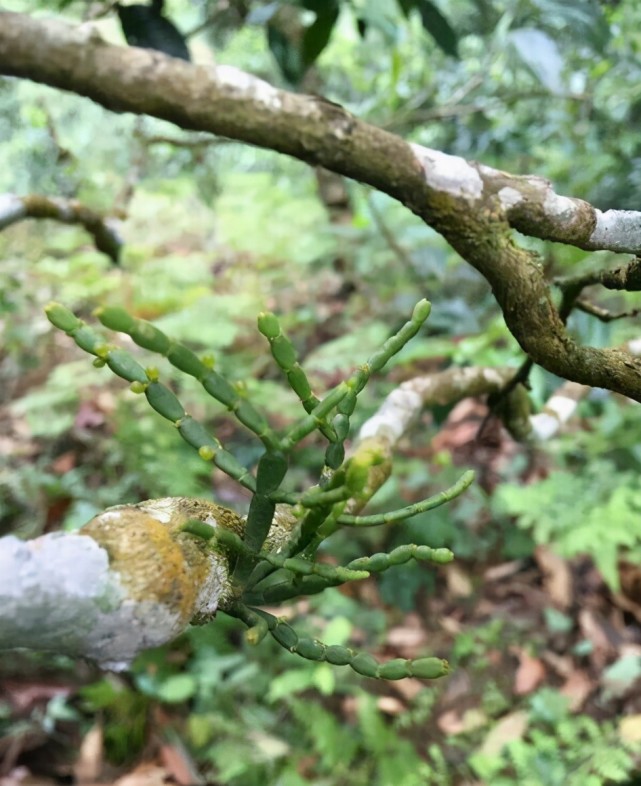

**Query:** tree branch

left=0, top=192, right=122, bottom=263
left=1, top=11, right=641, bottom=399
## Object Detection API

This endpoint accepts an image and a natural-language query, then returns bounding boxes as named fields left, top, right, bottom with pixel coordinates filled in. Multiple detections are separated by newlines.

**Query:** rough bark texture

left=2, top=12, right=641, bottom=399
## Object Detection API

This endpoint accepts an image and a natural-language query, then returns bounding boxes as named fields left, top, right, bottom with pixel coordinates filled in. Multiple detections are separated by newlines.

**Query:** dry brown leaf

left=620, top=714, right=641, bottom=742
left=512, top=648, right=546, bottom=696
left=376, top=696, right=405, bottom=716
left=484, top=561, right=525, bottom=582
left=476, top=711, right=529, bottom=757
left=445, top=564, right=473, bottom=598
left=386, top=625, right=427, bottom=652
left=578, top=609, right=618, bottom=667
left=73, top=724, right=103, bottom=784
left=535, top=545, right=572, bottom=609
left=391, top=678, right=425, bottom=703
left=113, top=764, right=170, bottom=786
left=0, top=769, right=57, bottom=786
left=541, top=650, right=573, bottom=678
left=559, top=670, right=593, bottom=712
left=437, top=708, right=487, bottom=735
left=50, top=451, right=76, bottom=474
left=160, top=739, right=204, bottom=786
left=440, top=616, right=463, bottom=635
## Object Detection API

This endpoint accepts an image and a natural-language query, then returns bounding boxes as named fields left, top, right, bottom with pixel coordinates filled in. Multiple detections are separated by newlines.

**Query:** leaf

left=512, top=648, right=546, bottom=696
left=531, top=0, right=611, bottom=52
left=602, top=656, right=641, bottom=698
left=246, top=2, right=282, bottom=26
left=268, top=668, right=317, bottom=702
left=415, top=0, right=459, bottom=58
left=509, top=28, right=565, bottom=95
left=301, top=6, right=340, bottom=68
left=354, top=5, right=400, bottom=43
left=477, top=710, right=529, bottom=757
left=396, top=0, right=416, bottom=17
left=620, top=714, right=641, bottom=743
left=267, top=25, right=304, bottom=85
left=155, top=674, right=197, bottom=704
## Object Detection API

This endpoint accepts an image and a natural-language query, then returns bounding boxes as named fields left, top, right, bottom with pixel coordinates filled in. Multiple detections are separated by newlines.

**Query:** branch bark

left=1, top=10, right=641, bottom=400
left=0, top=192, right=122, bottom=263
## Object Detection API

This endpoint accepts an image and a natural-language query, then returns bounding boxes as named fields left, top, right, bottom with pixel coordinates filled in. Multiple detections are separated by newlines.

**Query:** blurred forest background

left=3, top=0, right=641, bottom=783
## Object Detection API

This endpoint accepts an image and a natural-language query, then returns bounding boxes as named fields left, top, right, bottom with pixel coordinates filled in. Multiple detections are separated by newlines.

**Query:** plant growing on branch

left=36, top=299, right=473, bottom=680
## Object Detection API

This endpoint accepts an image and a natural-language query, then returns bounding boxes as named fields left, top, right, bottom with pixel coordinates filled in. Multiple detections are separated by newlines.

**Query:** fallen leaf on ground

left=620, top=714, right=641, bottom=742
left=535, top=545, right=573, bottom=609
left=559, top=670, right=593, bottom=711
left=476, top=711, right=529, bottom=757
left=438, top=708, right=487, bottom=735
left=512, top=648, right=546, bottom=695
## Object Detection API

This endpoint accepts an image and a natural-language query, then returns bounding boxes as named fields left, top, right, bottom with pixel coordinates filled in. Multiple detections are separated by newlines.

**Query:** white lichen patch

left=543, top=191, right=578, bottom=221
left=137, top=497, right=179, bottom=524
left=410, top=144, right=483, bottom=200
left=216, top=65, right=282, bottom=112
left=590, top=209, right=641, bottom=253
left=0, top=526, right=226, bottom=670
left=194, top=552, right=228, bottom=618
left=359, top=386, right=423, bottom=444
left=0, top=193, right=26, bottom=228
left=498, top=187, right=524, bottom=209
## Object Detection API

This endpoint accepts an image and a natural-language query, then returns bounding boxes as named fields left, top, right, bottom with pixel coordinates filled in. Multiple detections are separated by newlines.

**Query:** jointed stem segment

left=96, top=306, right=280, bottom=450
left=338, top=470, right=475, bottom=526
left=45, top=303, right=256, bottom=491
left=234, top=605, right=449, bottom=680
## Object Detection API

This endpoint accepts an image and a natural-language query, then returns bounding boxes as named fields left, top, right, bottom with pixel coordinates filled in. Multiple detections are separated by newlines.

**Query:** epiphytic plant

left=45, top=299, right=473, bottom=680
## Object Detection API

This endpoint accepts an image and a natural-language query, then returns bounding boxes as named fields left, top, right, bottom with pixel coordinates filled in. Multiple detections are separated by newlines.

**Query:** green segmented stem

left=258, top=312, right=318, bottom=410
left=279, top=383, right=350, bottom=452
left=298, top=485, right=351, bottom=508
left=246, top=545, right=453, bottom=604
left=337, top=470, right=475, bottom=526
left=278, top=300, right=431, bottom=454
left=324, top=393, right=357, bottom=468
left=177, top=416, right=256, bottom=491
left=235, top=606, right=449, bottom=681
left=258, top=313, right=338, bottom=443
left=348, top=543, right=454, bottom=572
left=95, top=306, right=278, bottom=450
left=324, top=440, right=345, bottom=469
left=285, top=468, right=349, bottom=559
left=215, top=526, right=367, bottom=582
left=245, top=573, right=339, bottom=605
left=45, top=303, right=255, bottom=492
left=350, top=299, right=431, bottom=396
left=232, top=451, right=289, bottom=583
left=46, top=303, right=148, bottom=384
left=180, top=519, right=216, bottom=540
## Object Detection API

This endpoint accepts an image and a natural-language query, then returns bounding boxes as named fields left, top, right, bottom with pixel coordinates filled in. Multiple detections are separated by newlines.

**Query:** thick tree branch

left=2, top=11, right=641, bottom=399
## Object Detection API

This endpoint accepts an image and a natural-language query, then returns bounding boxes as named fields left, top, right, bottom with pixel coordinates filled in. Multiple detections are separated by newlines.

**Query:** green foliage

left=470, top=690, right=641, bottom=786
left=495, top=459, right=641, bottom=589
left=80, top=678, right=150, bottom=764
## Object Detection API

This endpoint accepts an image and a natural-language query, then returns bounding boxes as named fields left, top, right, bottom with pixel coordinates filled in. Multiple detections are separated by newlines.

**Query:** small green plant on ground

left=470, top=689, right=641, bottom=786
left=495, top=458, right=641, bottom=590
